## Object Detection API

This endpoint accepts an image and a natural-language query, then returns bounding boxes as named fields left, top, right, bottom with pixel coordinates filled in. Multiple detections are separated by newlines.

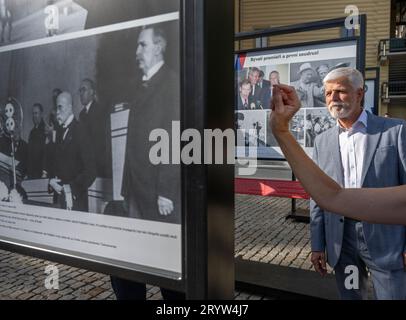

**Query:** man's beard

left=328, top=102, right=352, bottom=119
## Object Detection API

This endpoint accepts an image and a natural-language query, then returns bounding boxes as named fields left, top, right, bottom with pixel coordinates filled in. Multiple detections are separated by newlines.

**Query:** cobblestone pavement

left=235, top=195, right=333, bottom=273
left=0, top=248, right=272, bottom=300
left=0, top=195, right=324, bottom=300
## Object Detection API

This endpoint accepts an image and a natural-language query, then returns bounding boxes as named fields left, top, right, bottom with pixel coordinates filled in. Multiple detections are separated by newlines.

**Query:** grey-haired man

left=310, top=67, right=406, bottom=300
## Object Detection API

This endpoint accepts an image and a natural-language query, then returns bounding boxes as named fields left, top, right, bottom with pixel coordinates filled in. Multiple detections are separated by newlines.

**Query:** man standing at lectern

left=111, top=25, right=183, bottom=301
left=121, top=26, right=180, bottom=224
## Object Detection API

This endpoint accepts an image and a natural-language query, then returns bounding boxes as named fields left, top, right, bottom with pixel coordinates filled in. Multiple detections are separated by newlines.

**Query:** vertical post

left=291, top=172, right=297, bottom=216
left=183, top=0, right=235, bottom=299
left=205, top=0, right=235, bottom=299
left=358, top=14, right=367, bottom=76
left=182, top=0, right=207, bottom=299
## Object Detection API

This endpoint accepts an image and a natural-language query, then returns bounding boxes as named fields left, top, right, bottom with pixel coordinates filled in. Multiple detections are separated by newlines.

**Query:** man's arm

left=270, top=84, right=406, bottom=225
left=312, top=83, right=325, bottom=100
left=156, top=78, right=181, bottom=218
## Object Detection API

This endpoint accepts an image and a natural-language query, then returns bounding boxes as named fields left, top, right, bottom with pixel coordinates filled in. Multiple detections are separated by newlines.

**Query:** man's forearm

left=274, top=130, right=341, bottom=211
left=275, top=130, right=406, bottom=225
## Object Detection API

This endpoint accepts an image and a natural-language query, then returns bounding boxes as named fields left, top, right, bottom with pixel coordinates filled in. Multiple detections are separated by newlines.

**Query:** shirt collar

left=142, top=60, right=164, bottom=82
left=63, top=114, right=74, bottom=129
left=84, top=101, right=93, bottom=113
left=337, top=109, right=368, bottom=134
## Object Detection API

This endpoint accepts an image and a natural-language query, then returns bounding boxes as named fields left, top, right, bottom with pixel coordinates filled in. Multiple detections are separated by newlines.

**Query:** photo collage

left=235, top=41, right=357, bottom=158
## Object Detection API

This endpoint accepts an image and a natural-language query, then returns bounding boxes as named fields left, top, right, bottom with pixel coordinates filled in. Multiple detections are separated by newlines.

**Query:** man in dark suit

left=237, top=79, right=253, bottom=110
left=78, top=78, right=107, bottom=177
left=121, top=27, right=180, bottom=224
left=44, top=88, right=62, bottom=179
left=248, top=67, right=263, bottom=109
left=27, top=103, right=46, bottom=179
left=111, top=25, right=184, bottom=301
left=48, top=91, right=96, bottom=212
left=269, top=70, right=281, bottom=95
left=258, top=70, right=271, bottom=109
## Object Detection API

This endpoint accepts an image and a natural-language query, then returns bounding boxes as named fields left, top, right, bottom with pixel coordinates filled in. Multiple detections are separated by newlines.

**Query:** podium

left=88, top=178, right=113, bottom=214
left=110, top=104, right=130, bottom=201
left=22, top=177, right=113, bottom=213
left=21, top=178, right=53, bottom=204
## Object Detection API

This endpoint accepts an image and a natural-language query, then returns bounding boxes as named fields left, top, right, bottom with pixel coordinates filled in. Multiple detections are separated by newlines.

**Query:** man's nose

left=331, top=91, right=340, bottom=101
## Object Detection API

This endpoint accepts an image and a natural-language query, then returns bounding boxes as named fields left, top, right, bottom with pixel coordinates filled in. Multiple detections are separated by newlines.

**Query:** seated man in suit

left=237, top=79, right=254, bottom=110
left=48, top=91, right=96, bottom=212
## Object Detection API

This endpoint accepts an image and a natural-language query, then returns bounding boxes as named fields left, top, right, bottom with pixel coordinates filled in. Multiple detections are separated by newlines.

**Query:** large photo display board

left=235, top=39, right=358, bottom=160
left=0, top=0, right=182, bottom=279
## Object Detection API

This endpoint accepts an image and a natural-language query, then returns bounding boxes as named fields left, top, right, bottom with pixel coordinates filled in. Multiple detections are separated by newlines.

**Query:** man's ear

left=154, top=42, right=163, bottom=56
left=357, top=88, right=364, bottom=104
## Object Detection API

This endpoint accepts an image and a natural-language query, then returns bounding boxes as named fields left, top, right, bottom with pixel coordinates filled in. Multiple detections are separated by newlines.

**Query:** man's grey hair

left=82, top=78, right=96, bottom=91
left=249, top=67, right=260, bottom=75
left=143, top=26, right=167, bottom=54
left=323, top=67, right=364, bottom=90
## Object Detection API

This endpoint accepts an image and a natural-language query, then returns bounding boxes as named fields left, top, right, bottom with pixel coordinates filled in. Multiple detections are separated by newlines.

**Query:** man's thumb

left=273, top=86, right=284, bottom=112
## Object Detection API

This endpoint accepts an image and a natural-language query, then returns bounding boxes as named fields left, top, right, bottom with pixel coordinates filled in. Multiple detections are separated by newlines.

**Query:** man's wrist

left=273, top=128, right=292, bottom=140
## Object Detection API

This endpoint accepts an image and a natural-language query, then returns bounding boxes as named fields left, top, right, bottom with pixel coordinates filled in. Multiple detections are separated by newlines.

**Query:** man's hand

left=158, top=196, right=174, bottom=216
left=270, top=84, right=301, bottom=134
left=49, top=178, right=62, bottom=194
left=311, top=251, right=327, bottom=276
left=44, top=122, right=54, bottom=136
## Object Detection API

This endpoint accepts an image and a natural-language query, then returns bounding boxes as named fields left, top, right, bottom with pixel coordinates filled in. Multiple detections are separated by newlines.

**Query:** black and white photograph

left=290, top=109, right=305, bottom=147
left=289, top=58, right=357, bottom=108
left=303, top=108, right=335, bottom=148
left=0, top=18, right=180, bottom=223
left=235, top=39, right=358, bottom=159
left=235, top=64, right=288, bottom=111
left=235, top=110, right=267, bottom=148
left=0, top=6, right=183, bottom=276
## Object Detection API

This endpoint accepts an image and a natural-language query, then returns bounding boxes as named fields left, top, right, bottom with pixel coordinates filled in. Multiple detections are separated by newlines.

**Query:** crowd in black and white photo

left=0, top=21, right=181, bottom=227
left=304, top=111, right=335, bottom=147
left=290, top=60, right=354, bottom=108
left=234, top=59, right=356, bottom=156
left=0, top=79, right=106, bottom=211
left=236, top=67, right=281, bottom=110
